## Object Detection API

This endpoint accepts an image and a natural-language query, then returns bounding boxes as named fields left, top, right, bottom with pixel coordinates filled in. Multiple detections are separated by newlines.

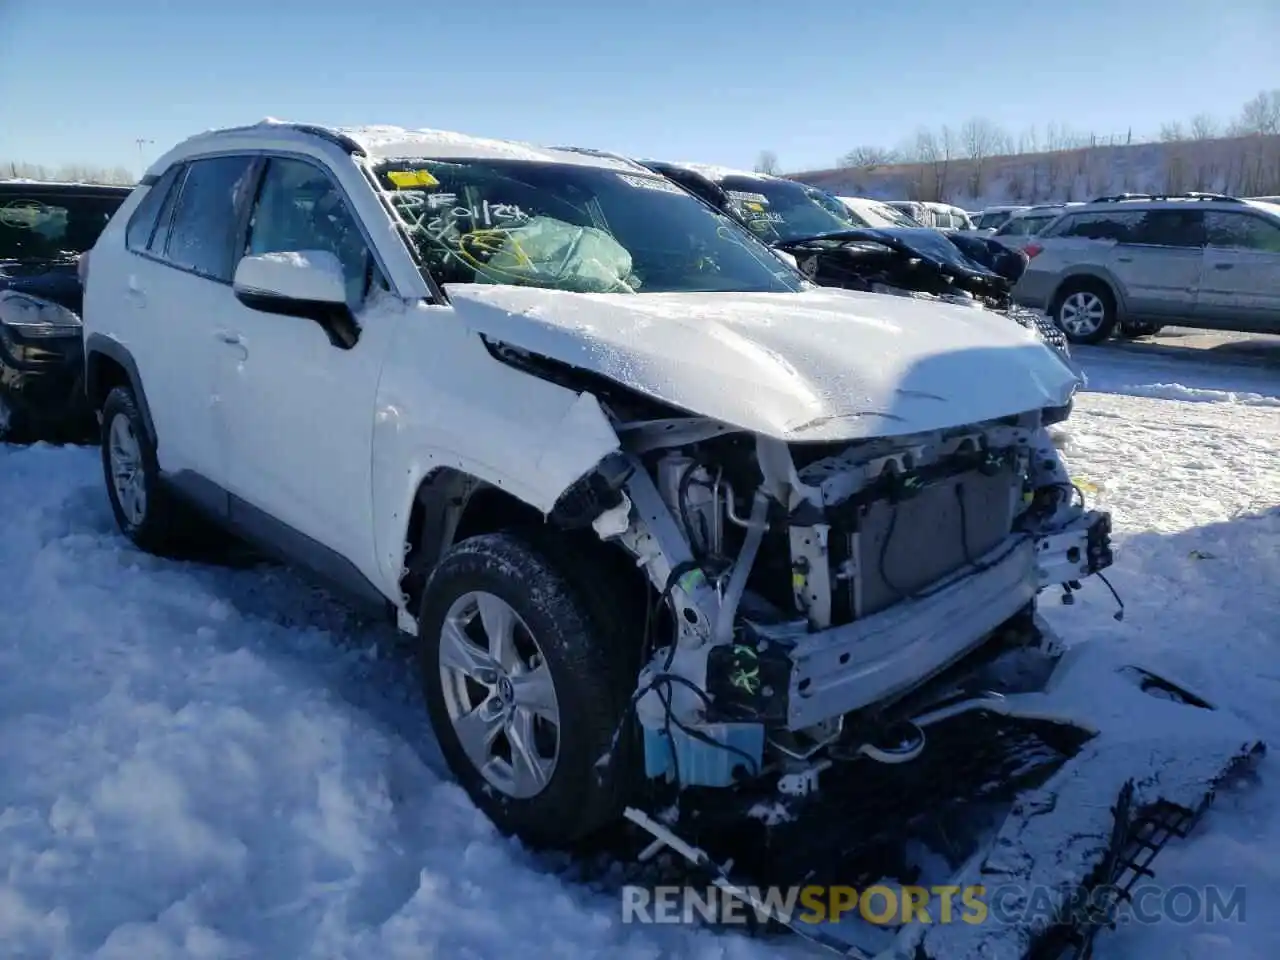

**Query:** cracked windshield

left=716, top=175, right=859, bottom=243
left=376, top=160, right=805, bottom=294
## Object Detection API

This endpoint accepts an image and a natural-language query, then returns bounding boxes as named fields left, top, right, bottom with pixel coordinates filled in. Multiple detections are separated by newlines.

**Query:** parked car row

left=6, top=149, right=1278, bottom=451
left=569, top=156, right=1071, bottom=358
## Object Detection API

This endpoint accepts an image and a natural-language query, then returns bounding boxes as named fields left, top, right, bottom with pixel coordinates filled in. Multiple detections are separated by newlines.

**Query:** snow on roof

left=0, top=178, right=134, bottom=190
left=655, top=160, right=783, bottom=183
left=166, top=119, right=638, bottom=172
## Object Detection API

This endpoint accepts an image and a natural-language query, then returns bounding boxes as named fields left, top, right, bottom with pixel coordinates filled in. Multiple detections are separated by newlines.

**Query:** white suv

left=81, top=120, right=1115, bottom=856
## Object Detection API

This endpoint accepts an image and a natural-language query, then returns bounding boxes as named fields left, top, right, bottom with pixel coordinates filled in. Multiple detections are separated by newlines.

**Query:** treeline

left=3, top=160, right=135, bottom=185
left=757, top=89, right=1280, bottom=204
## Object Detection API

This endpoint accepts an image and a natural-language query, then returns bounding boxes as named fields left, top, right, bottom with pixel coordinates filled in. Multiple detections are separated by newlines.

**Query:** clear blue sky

left=2, top=0, right=1276, bottom=177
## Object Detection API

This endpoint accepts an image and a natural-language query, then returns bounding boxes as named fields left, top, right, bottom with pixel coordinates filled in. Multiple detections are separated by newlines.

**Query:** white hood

left=445, top=284, right=1081, bottom=443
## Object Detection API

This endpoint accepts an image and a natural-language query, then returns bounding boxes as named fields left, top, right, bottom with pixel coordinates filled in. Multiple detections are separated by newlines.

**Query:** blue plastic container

left=642, top=721, right=764, bottom=788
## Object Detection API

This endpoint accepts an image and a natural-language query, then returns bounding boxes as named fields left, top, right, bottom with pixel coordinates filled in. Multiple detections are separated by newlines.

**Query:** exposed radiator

left=852, top=464, right=1018, bottom=618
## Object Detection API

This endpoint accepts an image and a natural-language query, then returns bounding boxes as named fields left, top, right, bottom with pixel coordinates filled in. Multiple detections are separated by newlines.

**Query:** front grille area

left=852, top=463, right=1017, bottom=617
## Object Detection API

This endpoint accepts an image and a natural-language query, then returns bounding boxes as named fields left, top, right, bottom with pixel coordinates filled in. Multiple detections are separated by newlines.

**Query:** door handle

left=1212, top=262, right=1234, bottom=270
left=1115, top=256, right=1133, bottom=263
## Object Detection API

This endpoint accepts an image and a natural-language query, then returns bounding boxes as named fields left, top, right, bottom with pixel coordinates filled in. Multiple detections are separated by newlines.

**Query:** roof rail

left=288, top=124, right=365, bottom=155
left=183, top=121, right=365, bottom=156
left=1088, top=191, right=1243, bottom=204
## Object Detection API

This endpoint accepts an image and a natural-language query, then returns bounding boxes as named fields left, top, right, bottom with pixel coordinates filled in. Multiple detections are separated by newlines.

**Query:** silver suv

left=1011, top=192, right=1280, bottom=343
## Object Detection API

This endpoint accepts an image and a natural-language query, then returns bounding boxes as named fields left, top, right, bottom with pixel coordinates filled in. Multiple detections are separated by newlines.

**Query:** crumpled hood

left=445, top=284, right=1081, bottom=442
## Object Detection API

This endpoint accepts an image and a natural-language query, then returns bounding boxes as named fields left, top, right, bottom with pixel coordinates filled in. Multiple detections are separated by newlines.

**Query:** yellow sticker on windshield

left=744, top=201, right=765, bottom=211
left=387, top=169, right=440, bottom=188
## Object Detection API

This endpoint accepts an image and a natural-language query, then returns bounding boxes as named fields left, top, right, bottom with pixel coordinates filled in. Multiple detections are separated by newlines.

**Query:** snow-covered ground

left=1, top=347, right=1277, bottom=959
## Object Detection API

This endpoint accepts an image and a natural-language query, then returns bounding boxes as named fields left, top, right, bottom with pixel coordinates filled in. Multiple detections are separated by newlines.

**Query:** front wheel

left=1052, top=283, right=1117, bottom=345
left=418, top=532, right=636, bottom=848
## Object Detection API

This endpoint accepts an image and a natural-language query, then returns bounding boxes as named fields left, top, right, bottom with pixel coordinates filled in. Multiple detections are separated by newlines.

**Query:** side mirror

left=232, top=250, right=359, bottom=349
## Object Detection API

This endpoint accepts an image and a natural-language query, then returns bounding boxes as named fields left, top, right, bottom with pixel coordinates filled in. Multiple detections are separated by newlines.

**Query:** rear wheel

left=418, top=532, right=637, bottom=847
left=100, top=386, right=202, bottom=556
left=1051, top=282, right=1117, bottom=345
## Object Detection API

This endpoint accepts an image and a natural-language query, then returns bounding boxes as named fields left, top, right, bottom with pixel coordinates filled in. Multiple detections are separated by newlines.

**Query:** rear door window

left=164, top=155, right=259, bottom=280
left=1128, top=209, right=1205, bottom=248
left=0, top=189, right=127, bottom=260
left=1205, top=211, right=1280, bottom=252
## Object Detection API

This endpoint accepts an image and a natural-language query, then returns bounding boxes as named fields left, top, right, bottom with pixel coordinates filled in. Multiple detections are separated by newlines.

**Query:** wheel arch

left=398, top=462, right=644, bottom=627
left=84, top=334, right=156, bottom=447
left=1050, top=269, right=1127, bottom=320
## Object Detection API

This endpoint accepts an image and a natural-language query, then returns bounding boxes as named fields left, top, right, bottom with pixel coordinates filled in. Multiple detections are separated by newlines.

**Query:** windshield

left=374, top=160, right=805, bottom=295
left=976, top=210, right=1018, bottom=230
left=866, top=202, right=919, bottom=227
left=0, top=190, right=125, bottom=261
left=998, top=213, right=1057, bottom=236
left=715, top=176, right=858, bottom=244
left=838, top=198, right=918, bottom=229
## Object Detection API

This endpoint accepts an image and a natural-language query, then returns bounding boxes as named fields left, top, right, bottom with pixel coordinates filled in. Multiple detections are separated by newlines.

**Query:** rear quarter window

left=126, top=166, right=183, bottom=253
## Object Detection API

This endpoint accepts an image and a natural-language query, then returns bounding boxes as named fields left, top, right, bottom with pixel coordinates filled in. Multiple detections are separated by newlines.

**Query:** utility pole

left=135, top=138, right=154, bottom=177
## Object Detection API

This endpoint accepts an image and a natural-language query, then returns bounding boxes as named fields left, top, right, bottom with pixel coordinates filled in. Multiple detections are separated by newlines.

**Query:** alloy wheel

left=107, top=413, right=147, bottom=526
left=438, top=590, right=561, bottom=799
left=1058, top=291, right=1106, bottom=338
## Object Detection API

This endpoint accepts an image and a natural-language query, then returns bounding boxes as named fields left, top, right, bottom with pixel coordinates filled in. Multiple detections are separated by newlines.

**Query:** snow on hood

left=445, top=285, right=1081, bottom=442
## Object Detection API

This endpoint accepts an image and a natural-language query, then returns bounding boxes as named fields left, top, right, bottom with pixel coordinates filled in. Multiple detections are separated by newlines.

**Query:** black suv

left=0, top=180, right=132, bottom=442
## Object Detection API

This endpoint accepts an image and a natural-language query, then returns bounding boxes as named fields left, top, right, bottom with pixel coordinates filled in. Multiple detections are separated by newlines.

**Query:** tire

left=418, top=532, right=637, bottom=848
left=100, top=386, right=201, bottom=555
left=1050, top=281, right=1117, bottom=345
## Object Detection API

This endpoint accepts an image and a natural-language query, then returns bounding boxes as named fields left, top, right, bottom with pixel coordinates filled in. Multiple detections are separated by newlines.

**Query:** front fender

left=369, top=308, right=622, bottom=601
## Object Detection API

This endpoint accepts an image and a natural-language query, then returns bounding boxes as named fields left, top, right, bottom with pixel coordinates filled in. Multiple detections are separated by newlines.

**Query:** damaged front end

left=551, top=392, right=1263, bottom=960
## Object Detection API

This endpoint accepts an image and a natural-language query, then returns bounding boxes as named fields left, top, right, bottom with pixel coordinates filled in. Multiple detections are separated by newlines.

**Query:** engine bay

left=588, top=407, right=1115, bottom=793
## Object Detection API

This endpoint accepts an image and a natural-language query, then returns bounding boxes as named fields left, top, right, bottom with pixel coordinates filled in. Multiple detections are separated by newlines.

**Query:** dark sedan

left=1, top=181, right=132, bottom=442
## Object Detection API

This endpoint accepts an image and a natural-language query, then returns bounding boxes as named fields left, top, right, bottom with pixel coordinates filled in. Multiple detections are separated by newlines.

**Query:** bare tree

left=754, top=150, right=780, bottom=175
left=1236, top=90, right=1280, bottom=136
left=1188, top=113, right=1218, bottom=140
left=1159, top=121, right=1185, bottom=142
left=1044, top=122, right=1089, bottom=152
left=839, top=145, right=897, bottom=168
left=960, top=117, right=1006, bottom=196
left=1017, top=125, right=1040, bottom=155
left=910, top=127, right=955, bottom=201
